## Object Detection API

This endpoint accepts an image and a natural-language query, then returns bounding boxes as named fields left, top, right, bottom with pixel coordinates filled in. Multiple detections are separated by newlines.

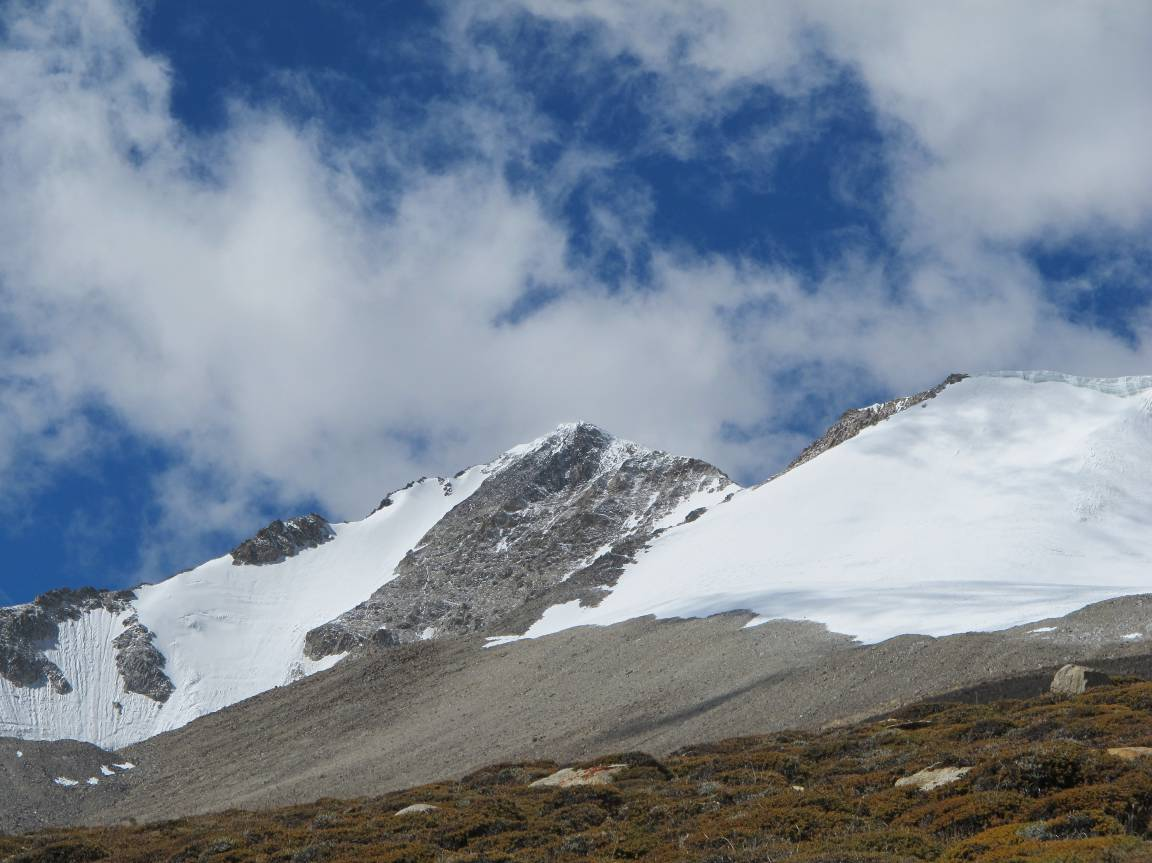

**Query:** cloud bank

left=0, top=0, right=1148, bottom=577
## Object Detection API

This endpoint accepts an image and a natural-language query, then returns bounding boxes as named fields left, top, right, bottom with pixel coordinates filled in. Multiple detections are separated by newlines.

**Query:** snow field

left=522, top=374, right=1152, bottom=643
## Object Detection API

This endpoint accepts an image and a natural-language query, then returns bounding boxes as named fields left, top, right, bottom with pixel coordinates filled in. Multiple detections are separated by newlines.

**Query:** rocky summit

left=304, top=422, right=733, bottom=657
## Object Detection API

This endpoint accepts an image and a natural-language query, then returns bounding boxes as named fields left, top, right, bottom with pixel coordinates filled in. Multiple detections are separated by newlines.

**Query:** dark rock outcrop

left=0, top=589, right=173, bottom=701
left=112, top=617, right=175, bottom=703
left=304, top=423, right=732, bottom=658
left=0, top=589, right=135, bottom=694
left=0, top=604, right=72, bottom=694
left=303, top=622, right=368, bottom=661
left=230, top=514, right=335, bottom=566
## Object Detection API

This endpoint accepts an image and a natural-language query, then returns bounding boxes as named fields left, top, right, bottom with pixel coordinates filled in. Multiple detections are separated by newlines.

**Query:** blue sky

left=0, top=0, right=1149, bottom=603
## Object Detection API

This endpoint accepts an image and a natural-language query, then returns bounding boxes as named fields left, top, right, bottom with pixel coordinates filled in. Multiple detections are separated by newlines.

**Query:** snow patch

left=1029, top=627, right=1057, bottom=634
left=100, top=765, right=115, bottom=776
left=53, top=777, right=78, bottom=787
left=483, top=635, right=522, bottom=648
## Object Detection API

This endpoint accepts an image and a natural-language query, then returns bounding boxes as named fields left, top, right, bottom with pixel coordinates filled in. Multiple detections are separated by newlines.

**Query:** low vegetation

left=8, top=682, right=1152, bottom=861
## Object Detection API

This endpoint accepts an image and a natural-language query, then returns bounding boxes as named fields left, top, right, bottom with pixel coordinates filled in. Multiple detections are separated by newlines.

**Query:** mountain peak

left=551, top=420, right=606, bottom=435
left=505, top=421, right=615, bottom=458
left=302, top=422, right=735, bottom=658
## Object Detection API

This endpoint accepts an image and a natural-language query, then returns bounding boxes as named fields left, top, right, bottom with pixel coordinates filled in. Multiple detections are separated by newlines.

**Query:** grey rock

left=1050, top=663, right=1111, bottom=696
left=303, top=621, right=371, bottom=660
left=13, top=596, right=1152, bottom=831
left=230, top=514, right=335, bottom=566
left=530, top=765, right=629, bottom=787
left=894, top=765, right=971, bottom=791
left=305, top=423, right=731, bottom=657
left=394, top=803, right=439, bottom=815
left=111, top=616, right=175, bottom=703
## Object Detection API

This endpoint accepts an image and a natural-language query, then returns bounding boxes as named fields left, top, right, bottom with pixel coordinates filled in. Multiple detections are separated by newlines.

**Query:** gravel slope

left=4, top=594, right=1151, bottom=832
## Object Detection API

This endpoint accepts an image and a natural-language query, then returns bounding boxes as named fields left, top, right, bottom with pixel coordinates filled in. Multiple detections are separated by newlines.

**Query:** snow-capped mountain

left=514, top=371, right=1152, bottom=643
left=5, top=371, right=1152, bottom=752
left=0, top=424, right=733, bottom=747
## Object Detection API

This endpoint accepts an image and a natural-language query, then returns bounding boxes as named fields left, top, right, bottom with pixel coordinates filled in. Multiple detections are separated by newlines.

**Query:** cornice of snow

left=980, top=370, right=1152, bottom=397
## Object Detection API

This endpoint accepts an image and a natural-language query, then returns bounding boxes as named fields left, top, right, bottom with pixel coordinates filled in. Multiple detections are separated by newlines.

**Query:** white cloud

left=0, top=0, right=785, bottom=540
left=0, top=0, right=1148, bottom=582
left=477, top=0, right=1152, bottom=248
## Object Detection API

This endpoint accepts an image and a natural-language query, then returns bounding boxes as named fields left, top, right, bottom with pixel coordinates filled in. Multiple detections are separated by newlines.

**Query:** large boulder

left=394, top=803, right=439, bottom=816
left=895, top=765, right=971, bottom=792
left=530, top=765, right=629, bottom=788
left=1107, top=747, right=1152, bottom=762
left=1050, top=664, right=1111, bottom=696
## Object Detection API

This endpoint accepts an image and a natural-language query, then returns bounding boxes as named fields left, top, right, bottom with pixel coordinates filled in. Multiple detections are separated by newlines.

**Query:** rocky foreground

left=7, top=677, right=1152, bottom=862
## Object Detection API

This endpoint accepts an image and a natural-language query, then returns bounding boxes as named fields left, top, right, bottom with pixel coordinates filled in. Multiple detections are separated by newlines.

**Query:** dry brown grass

left=8, top=684, right=1152, bottom=861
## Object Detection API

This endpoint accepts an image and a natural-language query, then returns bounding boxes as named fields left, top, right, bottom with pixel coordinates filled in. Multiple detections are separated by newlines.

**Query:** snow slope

left=523, top=373, right=1152, bottom=643
left=0, top=467, right=493, bottom=748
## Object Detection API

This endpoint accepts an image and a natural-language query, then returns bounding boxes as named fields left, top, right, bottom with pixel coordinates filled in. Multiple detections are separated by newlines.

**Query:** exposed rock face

left=304, top=423, right=733, bottom=658
left=111, top=617, right=175, bottom=703
left=0, top=606, right=71, bottom=693
left=0, top=589, right=136, bottom=694
left=1050, top=663, right=1111, bottom=696
left=775, top=373, right=968, bottom=479
left=0, top=589, right=173, bottom=702
left=230, top=514, right=335, bottom=566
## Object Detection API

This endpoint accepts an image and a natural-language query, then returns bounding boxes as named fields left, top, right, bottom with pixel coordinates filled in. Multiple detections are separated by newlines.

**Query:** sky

left=0, top=0, right=1149, bottom=603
